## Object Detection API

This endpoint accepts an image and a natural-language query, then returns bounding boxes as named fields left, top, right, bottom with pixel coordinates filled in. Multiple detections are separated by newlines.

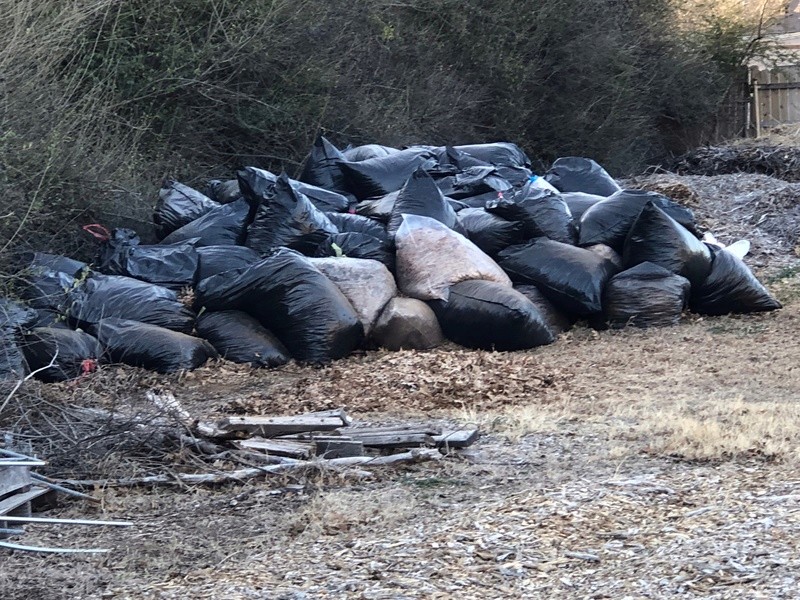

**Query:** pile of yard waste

left=0, top=139, right=782, bottom=382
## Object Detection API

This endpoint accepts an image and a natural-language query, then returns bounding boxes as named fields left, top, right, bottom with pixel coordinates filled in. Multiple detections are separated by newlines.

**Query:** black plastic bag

left=453, top=143, right=531, bottom=168
left=195, top=245, right=261, bottom=284
left=195, top=249, right=363, bottom=364
left=602, top=262, right=691, bottom=328
left=31, top=309, right=69, bottom=329
left=354, top=191, right=398, bottom=223
left=196, top=310, right=289, bottom=368
left=154, top=180, right=220, bottom=240
left=449, top=190, right=504, bottom=209
left=486, top=187, right=577, bottom=245
left=67, top=274, right=195, bottom=333
left=338, top=148, right=437, bottom=200
left=19, top=269, right=76, bottom=313
left=299, top=135, right=350, bottom=196
left=205, top=179, right=243, bottom=204
left=690, top=245, right=782, bottom=315
left=91, top=318, right=216, bottom=373
left=0, top=331, right=26, bottom=381
left=545, top=157, right=621, bottom=196
left=0, top=297, right=38, bottom=330
left=622, top=202, right=712, bottom=287
left=314, top=232, right=395, bottom=272
left=457, top=208, right=526, bottom=256
left=436, top=166, right=513, bottom=200
left=429, top=280, right=553, bottom=350
left=97, top=229, right=199, bottom=290
left=513, top=284, right=575, bottom=335
left=24, top=252, right=87, bottom=277
left=342, top=144, right=399, bottom=161
left=160, top=198, right=251, bottom=247
left=0, top=298, right=35, bottom=380
left=95, top=228, right=141, bottom=273
left=579, top=189, right=698, bottom=251
left=435, top=146, right=492, bottom=170
left=238, top=167, right=350, bottom=213
left=495, top=166, right=535, bottom=187
left=561, top=192, right=606, bottom=222
left=387, top=168, right=462, bottom=238
left=497, top=238, right=619, bottom=316
left=243, top=172, right=338, bottom=255
left=324, top=213, right=390, bottom=244
left=448, top=199, right=471, bottom=212
left=21, top=327, right=102, bottom=382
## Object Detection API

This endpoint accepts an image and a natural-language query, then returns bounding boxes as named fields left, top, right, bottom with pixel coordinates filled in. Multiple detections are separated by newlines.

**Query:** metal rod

left=30, top=475, right=100, bottom=503
left=0, top=516, right=132, bottom=527
left=0, top=540, right=109, bottom=553
left=0, top=527, right=26, bottom=535
left=0, top=448, right=39, bottom=460
left=0, top=460, right=46, bottom=467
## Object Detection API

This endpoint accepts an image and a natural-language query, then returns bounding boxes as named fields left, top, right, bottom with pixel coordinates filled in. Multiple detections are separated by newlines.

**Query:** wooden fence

left=751, top=65, right=800, bottom=132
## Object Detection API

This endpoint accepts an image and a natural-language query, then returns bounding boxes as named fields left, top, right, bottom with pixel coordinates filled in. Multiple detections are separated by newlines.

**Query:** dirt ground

left=2, top=169, right=800, bottom=599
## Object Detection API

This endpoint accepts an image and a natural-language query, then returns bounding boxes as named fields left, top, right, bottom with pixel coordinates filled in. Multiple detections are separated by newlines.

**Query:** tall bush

left=0, top=0, right=787, bottom=266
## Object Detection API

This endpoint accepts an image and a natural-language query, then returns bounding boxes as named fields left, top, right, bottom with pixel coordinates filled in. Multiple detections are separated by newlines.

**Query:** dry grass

left=641, top=397, right=800, bottom=461
left=288, top=487, right=419, bottom=539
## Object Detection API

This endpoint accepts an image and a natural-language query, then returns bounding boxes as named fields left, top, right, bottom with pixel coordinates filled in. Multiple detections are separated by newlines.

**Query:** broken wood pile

left=56, top=404, right=480, bottom=488
left=673, top=143, right=800, bottom=181
left=206, top=408, right=479, bottom=457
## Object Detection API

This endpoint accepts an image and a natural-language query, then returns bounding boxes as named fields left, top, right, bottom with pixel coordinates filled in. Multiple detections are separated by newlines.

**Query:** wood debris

left=48, top=406, right=480, bottom=489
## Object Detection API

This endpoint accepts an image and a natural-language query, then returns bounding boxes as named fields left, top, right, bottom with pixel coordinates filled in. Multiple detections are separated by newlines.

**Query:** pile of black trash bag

left=1, top=139, right=781, bottom=382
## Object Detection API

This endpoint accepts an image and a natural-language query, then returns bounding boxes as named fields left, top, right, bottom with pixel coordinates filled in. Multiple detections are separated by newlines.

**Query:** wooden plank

left=757, top=81, right=800, bottom=90
left=344, top=425, right=442, bottom=436
left=433, top=429, right=480, bottom=449
left=218, top=415, right=346, bottom=436
left=346, top=433, right=436, bottom=448
left=314, top=439, right=364, bottom=458
left=0, top=486, right=49, bottom=516
left=303, top=408, right=352, bottom=426
left=235, top=437, right=314, bottom=459
left=0, top=465, right=32, bottom=497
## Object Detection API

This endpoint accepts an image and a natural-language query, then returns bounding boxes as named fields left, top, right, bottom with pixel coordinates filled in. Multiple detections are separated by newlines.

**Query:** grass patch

left=640, top=398, right=800, bottom=461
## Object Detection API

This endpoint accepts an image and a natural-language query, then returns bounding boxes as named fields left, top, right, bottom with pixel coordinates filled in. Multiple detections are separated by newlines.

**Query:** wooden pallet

left=0, top=460, right=50, bottom=540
